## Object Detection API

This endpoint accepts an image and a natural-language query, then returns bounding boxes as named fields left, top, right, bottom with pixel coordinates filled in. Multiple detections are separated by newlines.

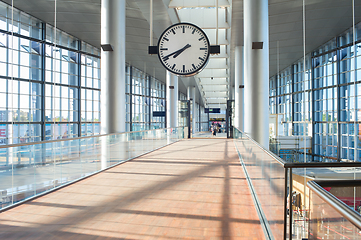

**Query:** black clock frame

left=157, top=22, right=210, bottom=77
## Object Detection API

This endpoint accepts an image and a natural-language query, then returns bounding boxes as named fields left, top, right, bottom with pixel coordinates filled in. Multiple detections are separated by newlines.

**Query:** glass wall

left=200, top=105, right=208, bottom=131
left=179, top=92, right=187, bottom=100
left=0, top=2, right=171, bottom=144
left=150, top=75, right=166, bottom=129
left=0, top=2, right=100, bottom=145
left=270, top=22, right=361, bottom=162
left=125, top=64, right=166, bottom=132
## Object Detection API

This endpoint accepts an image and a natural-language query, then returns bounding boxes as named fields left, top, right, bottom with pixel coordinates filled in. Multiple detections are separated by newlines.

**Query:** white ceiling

left=3, top=0, right=361, bottom=109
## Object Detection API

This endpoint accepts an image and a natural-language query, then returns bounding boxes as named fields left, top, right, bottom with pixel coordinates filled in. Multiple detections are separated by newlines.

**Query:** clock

left=157, top=23, right=210, bottom=77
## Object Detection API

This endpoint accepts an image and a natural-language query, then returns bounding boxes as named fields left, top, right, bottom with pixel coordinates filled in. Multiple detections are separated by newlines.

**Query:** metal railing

left=233, top=127, right=361, bottom=240
left=307, top=180, right=361, bottom=239
left=0, top=127, right=185, bottom=211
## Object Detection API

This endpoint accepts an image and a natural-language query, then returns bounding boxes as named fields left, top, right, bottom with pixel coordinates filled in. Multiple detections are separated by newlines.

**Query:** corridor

left=0, top=139, right=265, bottom=240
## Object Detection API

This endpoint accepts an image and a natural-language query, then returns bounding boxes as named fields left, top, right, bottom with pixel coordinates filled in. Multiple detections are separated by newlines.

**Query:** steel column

left=100, top=0, right=126, bottom=134
left=244, top=0, right=269, bottom=149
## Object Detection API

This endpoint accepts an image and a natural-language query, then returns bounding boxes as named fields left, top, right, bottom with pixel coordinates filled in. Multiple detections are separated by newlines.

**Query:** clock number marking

left=183, top=26, right=185, bottom=33
left=160, top=48, right=168, bottom=50
left=192, top=29, right=196, bottom=34
left=172, top=64, right=176, bottom=70
left=163, top=56, right=169, bottom=61
left=183, top=65, right=185, bottom=73
left=198, top=36, right=204, bottom=41
left=192, top=64, right=196, bottom=69
left=171, top=29, right=176, bottom=35
left=199, top=57, right=204, bottom=61
left=200, top=48, right=207, bottom=50
left=164, top=37, right=169, bottom=41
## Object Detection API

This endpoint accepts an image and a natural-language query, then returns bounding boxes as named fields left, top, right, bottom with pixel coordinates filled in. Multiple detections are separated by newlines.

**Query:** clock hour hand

left=162, top=44, right=191, bottom=61
left=173, top=44, right=191, bottom=58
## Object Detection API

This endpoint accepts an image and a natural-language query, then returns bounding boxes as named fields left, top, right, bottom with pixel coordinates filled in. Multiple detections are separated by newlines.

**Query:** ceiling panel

left=196, top=69, right=228, bottom=78
left=206, top=58, right=228, bottom=69
left=206, top=98, right=227, bottom=104
left=177, top=8, right=230, bottom=29
left=169, top=0, right=230, bottom=8
left=203, top=29, right=229, bottom=45
left=202, top=85, right=228, bottom=91
left=199, top=78, right=228, bottom=85
left=204, top=92, right=228, bottom=98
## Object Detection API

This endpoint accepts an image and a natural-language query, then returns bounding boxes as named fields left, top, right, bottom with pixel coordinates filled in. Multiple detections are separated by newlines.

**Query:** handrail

left=0, top=127, right=183, bottom=149
left=233, top=127, right=287, bottom=166
left=307, top=180, right=361, bottom=230
left=284, top=162, right=361, bottom=168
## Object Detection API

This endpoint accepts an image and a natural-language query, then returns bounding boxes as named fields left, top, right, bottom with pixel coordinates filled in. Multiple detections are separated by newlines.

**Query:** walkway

left=0, top=139, right=265, bottom=240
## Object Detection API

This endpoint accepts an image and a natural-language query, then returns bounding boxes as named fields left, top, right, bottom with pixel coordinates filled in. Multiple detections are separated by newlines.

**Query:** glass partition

left=233, top=128, right=286, bottom=239
left=308, top=184, right=361, bottom=240
left=0, top=127, right=184, bottom=209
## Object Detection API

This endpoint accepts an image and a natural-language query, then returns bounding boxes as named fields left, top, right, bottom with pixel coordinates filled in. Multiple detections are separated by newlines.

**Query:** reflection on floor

left=0, top=139, right=266, bottom=239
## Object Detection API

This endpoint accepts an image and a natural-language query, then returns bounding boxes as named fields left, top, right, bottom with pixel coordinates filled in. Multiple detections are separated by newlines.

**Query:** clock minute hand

left=162, top=48, right=184, bottom=61
left=173, top=44, right=191, bottom=58
left=162, top=44, right=191, bottom=61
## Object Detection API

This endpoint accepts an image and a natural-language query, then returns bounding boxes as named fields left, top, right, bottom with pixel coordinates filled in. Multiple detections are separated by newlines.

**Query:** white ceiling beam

left=198, top=78, right=228, bottom=85
left=204, top=93, right=228, bottom=98
left=205, top=58, right=228, bottom=69
left=202, top=85, right=228, bottom=91
left=206, top=99, right=228, bottom=104
left=169, top=0, right=230, bottom=8
left=196, top=69, right=228, bottom=78
left=203, top=29, right=229, bottom=45
left=177, top=8, right=230, bottom=29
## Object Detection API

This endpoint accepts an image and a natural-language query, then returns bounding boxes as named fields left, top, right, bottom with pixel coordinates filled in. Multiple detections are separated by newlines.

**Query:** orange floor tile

left=0, top=139, right=266, bottom=240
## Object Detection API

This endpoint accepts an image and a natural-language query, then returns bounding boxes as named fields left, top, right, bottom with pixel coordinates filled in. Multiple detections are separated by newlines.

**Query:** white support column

left=187, top=86, right=196, bottom=134
left=228, top=78, right=233, bottom=101
left=234, top=46, right=244, bottom=131
left=101, top=0, right=126, bottom=134
left=187, top=87, right=191, bottom=101
left=191, top=87, right=196, bottom=134
left=100, top=0, right=126, bottom=170
left=244, top=0, right=269, bottom=149
left=166, top=71, right=178, bottom=128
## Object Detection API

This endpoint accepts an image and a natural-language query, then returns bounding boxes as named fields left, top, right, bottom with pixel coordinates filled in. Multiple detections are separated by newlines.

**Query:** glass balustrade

left=308, top=183, right=361, bottom=240
left=233, top=127, right=361, bottom=240
left=0, top=127, right=184, bottom=209
left=233, top=128, right=286, bottom=240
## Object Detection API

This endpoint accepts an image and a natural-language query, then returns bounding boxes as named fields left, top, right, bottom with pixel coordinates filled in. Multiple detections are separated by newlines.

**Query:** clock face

left=157, top=23, right=210, bottom=77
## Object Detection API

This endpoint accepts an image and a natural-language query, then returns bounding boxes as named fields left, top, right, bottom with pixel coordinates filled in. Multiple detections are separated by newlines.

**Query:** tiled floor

left=0, top=139, right=266, bottom=240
